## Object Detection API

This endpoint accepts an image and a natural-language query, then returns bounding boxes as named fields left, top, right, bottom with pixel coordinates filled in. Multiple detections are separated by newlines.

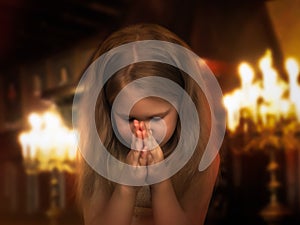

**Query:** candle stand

left=19, top=110, right=78, bottom=224
left=247, top=121, right=293, bottom=224
left=260, top=147, right=290, bottom=225
left=223, top=50, right=300, bottom=224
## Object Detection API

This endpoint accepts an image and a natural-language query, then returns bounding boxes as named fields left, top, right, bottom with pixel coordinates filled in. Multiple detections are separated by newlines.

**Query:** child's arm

left=142, top=118, right=219, bottom=225
left=83, top=183, right=138, bottom=225
left=150, top=154, right=220, bottom=225
left=83, top=121, right=148, bottom=225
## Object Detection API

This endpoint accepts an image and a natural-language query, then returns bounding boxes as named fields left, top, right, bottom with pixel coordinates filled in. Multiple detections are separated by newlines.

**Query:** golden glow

left=43, top=111, right=62, bottom=129
left=28, top=113, right=42, bottom=130
left=19, top=109, right=78, bottom=172
left=286, top=58, right=300, bottom=121
left=286, top=58, right=299, bottom=79
left=223, top=92, right=241, bottom=132
left=224, top=50, right=300, bottom=132
left=239, top=62, right=254, bottom=88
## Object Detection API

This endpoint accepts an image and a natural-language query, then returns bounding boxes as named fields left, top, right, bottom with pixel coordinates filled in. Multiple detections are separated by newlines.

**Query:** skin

left=113, top=96, right=178, bottom=149
left=83, top=96, right=220, bottom=225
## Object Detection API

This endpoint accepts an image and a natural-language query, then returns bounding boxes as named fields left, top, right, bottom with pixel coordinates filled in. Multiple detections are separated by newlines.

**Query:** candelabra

left=224, top=50, right=300, bottom=224
left=240, top=113, right=294, bottom=225
left=19, top=109, right=78, bottom=224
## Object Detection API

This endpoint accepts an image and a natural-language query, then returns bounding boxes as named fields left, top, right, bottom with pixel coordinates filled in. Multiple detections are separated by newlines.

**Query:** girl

left=75, top=23, right=221, bottom=225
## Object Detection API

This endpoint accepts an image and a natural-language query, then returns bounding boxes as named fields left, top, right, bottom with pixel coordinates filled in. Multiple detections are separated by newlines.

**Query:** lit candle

left=259, top=50, right=276, bottom=98
left=67, top=130, right=78, bottom=161
left=19, top=133, right=29, bottom=159
left=223, top=91, right=242, bottom=132
left=239, top=62, right=262, bottom=122
left=28, top=131, right=37, bottom=160
left=19, top=109, right=78, bottom=172
left=55, top=129, right=68, bottom=160
left=239, top=62, right=252, bottom=110
left=239, top=62, right=254, bottom=91
left=285, top=58, right=300, bottom=122
left=279, top=99, right=293, bottom=120
left=259, top=50, right=287, bottom=123
left=28, top=113, right=42, bottom=130
left=259, top=104, right=268, bottom=127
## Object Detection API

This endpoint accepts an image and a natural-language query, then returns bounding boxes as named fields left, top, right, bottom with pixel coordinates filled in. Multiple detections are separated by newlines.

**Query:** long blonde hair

left=77, top=23, right=211, bottom=205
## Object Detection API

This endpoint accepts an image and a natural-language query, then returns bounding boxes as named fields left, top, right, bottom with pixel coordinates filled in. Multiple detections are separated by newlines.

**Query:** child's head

left=77, top=23, right=213, bottom=199
left=101, top=61, right=187, bottom=155
left=107, top=72, right=180, bottom=149
left=88, top=24, right=209, bottom=156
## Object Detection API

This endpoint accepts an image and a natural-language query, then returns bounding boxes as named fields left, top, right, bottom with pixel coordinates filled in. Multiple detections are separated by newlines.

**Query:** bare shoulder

left=180, top=154, right=220, bottom=225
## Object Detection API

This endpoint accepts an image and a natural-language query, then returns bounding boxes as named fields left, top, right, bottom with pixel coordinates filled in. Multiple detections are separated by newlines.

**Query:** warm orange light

left=18, top=109, right=78, bottom=171
left=286, top=58, right=300, bottom=121
left=223, top=92, right=241, bottom=132
left=239, top=62, right=254, bottom=88
left=223, top=50, right=300, bottom=132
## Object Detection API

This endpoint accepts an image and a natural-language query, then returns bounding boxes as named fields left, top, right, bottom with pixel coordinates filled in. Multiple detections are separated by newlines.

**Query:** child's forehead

left=115, top=86, right=153, bottom=99
left=111, top=77, right=182, bottom=115
left=114, top=87, right=177, bottom=104
left=112, top=89, right=176, bottom=115
left=114, top=93, right=169, bottom=108
left=113, top=96, right=174, bottom=118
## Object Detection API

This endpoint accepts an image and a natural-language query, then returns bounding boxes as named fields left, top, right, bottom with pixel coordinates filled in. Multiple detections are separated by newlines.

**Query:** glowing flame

left=18, top=109, right=78, bottom=171
left=28, top=113, right=42, bottom=130
left=224, top=50, right=300, bottom=132
left=239, top=62, right=254, bottom=88
left=286, top=58, right=300, bottom=121
left=223, top=91, right=242, bottom=132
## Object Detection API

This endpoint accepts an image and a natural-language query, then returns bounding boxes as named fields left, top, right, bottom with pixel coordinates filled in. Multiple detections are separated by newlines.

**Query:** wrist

left=116, top=184, right=139, bottom=197
left=150, top=179, right=172, bottom=194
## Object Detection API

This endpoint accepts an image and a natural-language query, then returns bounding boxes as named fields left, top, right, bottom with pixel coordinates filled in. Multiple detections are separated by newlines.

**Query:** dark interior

left=0, top=1, right=299, bottom=225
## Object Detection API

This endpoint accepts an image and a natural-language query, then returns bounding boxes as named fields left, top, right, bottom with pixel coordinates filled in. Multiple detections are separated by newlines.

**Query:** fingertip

left=140, top=121, right=145, bottom=130
left=142, top=129, right=147, bottom=139
left=137, top=130, right=142, bottom=138
left=145, top=122, right=150, bottom=130
left=134, top=120, right=140, bottom=130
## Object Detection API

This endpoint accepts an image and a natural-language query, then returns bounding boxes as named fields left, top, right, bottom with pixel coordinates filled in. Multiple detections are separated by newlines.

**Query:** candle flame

left=224, top=50, right=300, bottom=132
left=239, top=62, right=254, bottom=88
left=18, top=109, right=78, bottom=171
left=286, top=57, right=300, bottom=121
left=28, top=113, right=42, bottom=130
left=286, top=58, right=299, bottom=78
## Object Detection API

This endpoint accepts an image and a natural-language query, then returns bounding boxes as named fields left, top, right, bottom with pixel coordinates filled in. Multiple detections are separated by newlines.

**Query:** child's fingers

left=139, top=151, right=148, bottom=166
left=144, top=122, right=150, bottom=135
left=140, top=121, right=148, bottom=139
left=144, top=130, right=158, bottom=150
left=136, top=129, right=143, bottom=150
left=131, top=120, right=143, bottom=151
left=131, top=134, right=143, bottom=151
left=145, top=123, right=158, bottom=148
left=145, top=132, right=164, bottom=164
left=147, top=152, right=154, bottom=165
left=132, top=150, right=140, bottom=165
left=133, top=120, right=139, bottom=133
left=126, top=149, right=140, bottom=166
left=142, top=130, right=147, bottom=141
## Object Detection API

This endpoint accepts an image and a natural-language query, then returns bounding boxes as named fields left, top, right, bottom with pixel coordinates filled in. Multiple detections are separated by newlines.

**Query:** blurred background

left=0, top=0, right=300, bottom=224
